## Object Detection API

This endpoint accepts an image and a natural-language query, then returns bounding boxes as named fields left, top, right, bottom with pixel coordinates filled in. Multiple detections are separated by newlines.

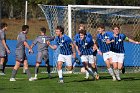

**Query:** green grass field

left=0, top=67, right=140, bottom=93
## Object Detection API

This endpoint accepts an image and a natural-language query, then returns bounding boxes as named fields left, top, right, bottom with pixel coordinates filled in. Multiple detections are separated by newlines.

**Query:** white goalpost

left=38, top=4, right=140, bottom=73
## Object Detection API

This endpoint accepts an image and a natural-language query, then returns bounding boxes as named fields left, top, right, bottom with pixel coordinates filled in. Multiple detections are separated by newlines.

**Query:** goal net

left=38, top=4, right=140, bottom=73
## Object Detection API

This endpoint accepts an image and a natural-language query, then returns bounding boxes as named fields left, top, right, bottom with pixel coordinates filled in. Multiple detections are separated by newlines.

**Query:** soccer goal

left=38, top=4, right=140, bottom=73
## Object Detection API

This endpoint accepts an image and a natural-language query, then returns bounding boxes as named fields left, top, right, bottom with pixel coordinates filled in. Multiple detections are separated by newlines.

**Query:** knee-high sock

left=58, top=69, right=63, bottom=80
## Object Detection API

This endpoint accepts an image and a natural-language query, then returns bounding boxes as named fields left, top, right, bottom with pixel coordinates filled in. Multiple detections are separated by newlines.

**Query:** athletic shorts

left=36, top=50, right=48, bottom=63
left=112, top=52, right=124, bottom=63
left=81, top=55, right=96, bottom=64
left=0, top=48, right=7, bottom=58
left=15, top=50, right=27, bottom=62
left=103, top=51, right=113, bottom=61
left=57, top=54, right=72, bottom=66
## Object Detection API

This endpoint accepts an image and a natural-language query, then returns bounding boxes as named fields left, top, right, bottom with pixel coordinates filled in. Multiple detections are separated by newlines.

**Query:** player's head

left=79, top=24, right=85, bottom=30
left=22, top=25, right=29, bottom=34
left=79, top=29, right=86, bottom=40
left=0, top=22, right=8, bottom=31
left=97, top=24, right=105, bottom=34
left=40, top=27, right=46, bottom=34
left=55, top=26, right=64, bottom=36
left=112, top=25, right=120, bottom=35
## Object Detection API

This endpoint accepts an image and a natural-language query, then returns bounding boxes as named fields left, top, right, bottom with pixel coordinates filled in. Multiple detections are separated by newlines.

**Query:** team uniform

left=53, top=34, right=73, bottom=66
left=75, top=35, right=95, bottom=63
left=96, top=31, right=113, bottom=61
left=110, top=33, right=126, bottom=63
left=32, top=35, right=54, bottom=63
left=16, top=32, right=27, bottom=62
left=0, top=29, right=7, bottom=58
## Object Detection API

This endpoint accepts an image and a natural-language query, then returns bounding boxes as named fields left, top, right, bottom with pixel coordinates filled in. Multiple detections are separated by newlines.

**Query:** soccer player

left=108, top=25, right=140, bottom=81
left=0, top=22, right=10, bottom=75
left=30, top=27, right=54, bottom=80
left=96, top=24, right=116, bottom=81
left=47, top=26, right=76, bottom=83
left=10, top=25, right=34, bottom=81
left=75, top=29, right=98, bottom=80
left=74, top=24, right=99, bottom=80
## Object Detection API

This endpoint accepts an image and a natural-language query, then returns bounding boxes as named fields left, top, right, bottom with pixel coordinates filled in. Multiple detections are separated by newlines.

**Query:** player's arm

left=46, top=41, right=57, bottom=50
left=2, top=39, right=10, bottom=54
left=71, top=42, right=76, bottom=58
left=126, top=37, right=140, bottom=44
left=94, top=40, right=102, bottom=55
left=24, top=41, right=33, bottom=53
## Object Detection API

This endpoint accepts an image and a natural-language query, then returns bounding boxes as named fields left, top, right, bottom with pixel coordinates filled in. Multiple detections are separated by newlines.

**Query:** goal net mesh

left=39, top=4, right=140, bottom=73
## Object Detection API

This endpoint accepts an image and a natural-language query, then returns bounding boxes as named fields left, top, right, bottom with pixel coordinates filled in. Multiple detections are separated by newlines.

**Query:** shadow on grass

left=122, top=77, right=140, bottom=81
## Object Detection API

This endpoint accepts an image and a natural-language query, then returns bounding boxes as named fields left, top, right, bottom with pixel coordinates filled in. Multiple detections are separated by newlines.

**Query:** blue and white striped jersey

left=110, top=33, right=126, bottom=53
left=75, top=36, right=94, bottom=55
left=53, top=34, right=73, bottom=55
left=96, top=31, right=113, bottom=53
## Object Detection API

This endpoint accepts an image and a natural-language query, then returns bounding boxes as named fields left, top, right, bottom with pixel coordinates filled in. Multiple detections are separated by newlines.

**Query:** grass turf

left=0, top=67, right=140, bottom=93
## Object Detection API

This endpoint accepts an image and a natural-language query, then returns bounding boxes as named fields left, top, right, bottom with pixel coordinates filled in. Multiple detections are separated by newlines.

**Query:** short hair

left=56, top=26, right=64, bottom=34
left=0, top=22, right=8, bottom=29
left=112, top=25, right=120, bottom=30
left=97, top=24, right=105, bottom=29
left=79, top=24, right=85, bottom=29
left=22, top=25, right=29, bottom=31
left=40, top=27, right=46, bottom=33
left=78, top=29, right=86, bottom=35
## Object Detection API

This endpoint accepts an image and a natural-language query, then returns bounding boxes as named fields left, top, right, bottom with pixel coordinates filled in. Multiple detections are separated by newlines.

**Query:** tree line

left=0, top=0, right=140, bottom=19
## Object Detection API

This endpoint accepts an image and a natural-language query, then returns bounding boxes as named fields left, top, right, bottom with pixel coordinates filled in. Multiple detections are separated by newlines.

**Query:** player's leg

left=65, top=55, right=73, bottom=72
left=57, top=54, right=64, bottom=83
left=10, top=60, right=21, bottom=81
left=0, top=58, right=5, bottom=75
left=34, top=62, right=40, bottom=79
left=34, top=52, right=42, bottom=79
left=81, top=55, right=94, bottom=79
left=103, top=52, right=116, bottom=80
left=23, top=59, right=34, bottom=81
left=45, top=59, right=52, bottom=79
left=44, top=51, right=51, bottom=78
left=114, top=53, right=124, bottom=81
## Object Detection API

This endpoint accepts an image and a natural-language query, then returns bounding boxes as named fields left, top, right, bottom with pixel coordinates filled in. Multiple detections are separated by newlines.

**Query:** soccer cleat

left=116, top=76, right=121, bottom=81
left=48, top=75, right=52, bottom=79
left=112, top=76, right=117, bottom=81
left=33, top=77, right=38, bottom=80
left=58, top=80, right=64, bottom=83
left=84, top=76, right=89, bottom=80
left=10, top=78, right=16, bottom=81
left=29, top=77, right=35, bottom=81
left=0, top=72, right=6, bottom=76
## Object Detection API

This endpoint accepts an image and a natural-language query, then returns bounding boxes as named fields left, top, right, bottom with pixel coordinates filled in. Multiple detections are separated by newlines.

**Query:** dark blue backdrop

left=6, top=40, right=140, bottom=67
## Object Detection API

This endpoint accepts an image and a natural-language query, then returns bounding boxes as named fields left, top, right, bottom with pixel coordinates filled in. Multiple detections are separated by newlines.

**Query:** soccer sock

left=91, top=67, right=97, bottom=76
left=86, top=68, right=94, bottom=77
left=46, top=65, right=51, bottom=75
left=108, top=68, right=115, bottom=77
left=0, top=64, right=3, bottom=72
left=114, top=69, right=120, bottom=78
left=58, top=69, right=63, bottom=80
left=11, top=69, right=17, bottom=78
left=86, top=70, right=89, bottom=78
left=25, top=69, right=32, bottom=79
left=35, top=66, right=39, bottom=78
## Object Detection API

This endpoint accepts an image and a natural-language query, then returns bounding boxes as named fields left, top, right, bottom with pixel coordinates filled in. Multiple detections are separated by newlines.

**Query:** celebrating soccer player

left=108, top=25, right=140, bottom=81
left=47, top=26, right=76, bottom=83
left=30, top=27, right=54, bottom=80
left=10, top=25, right=34, bottom=81
left=96, top=24, right=116, bottom=81
left=75, top=29, right=98, bottom=80
left=0, top=23, right=10, bottom=75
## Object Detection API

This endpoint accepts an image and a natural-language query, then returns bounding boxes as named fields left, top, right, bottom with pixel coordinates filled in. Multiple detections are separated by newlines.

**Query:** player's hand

left=77, top=50, right=81, bottom=56
left=46, top=41, right=50, bottom=45
left=135, top=42, right=140, bottom=44
left=97, top=50, right=102, bottom=55
left=29, top=49, right=33, bottom=54
left=6, top=49, right=10, bottom=54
